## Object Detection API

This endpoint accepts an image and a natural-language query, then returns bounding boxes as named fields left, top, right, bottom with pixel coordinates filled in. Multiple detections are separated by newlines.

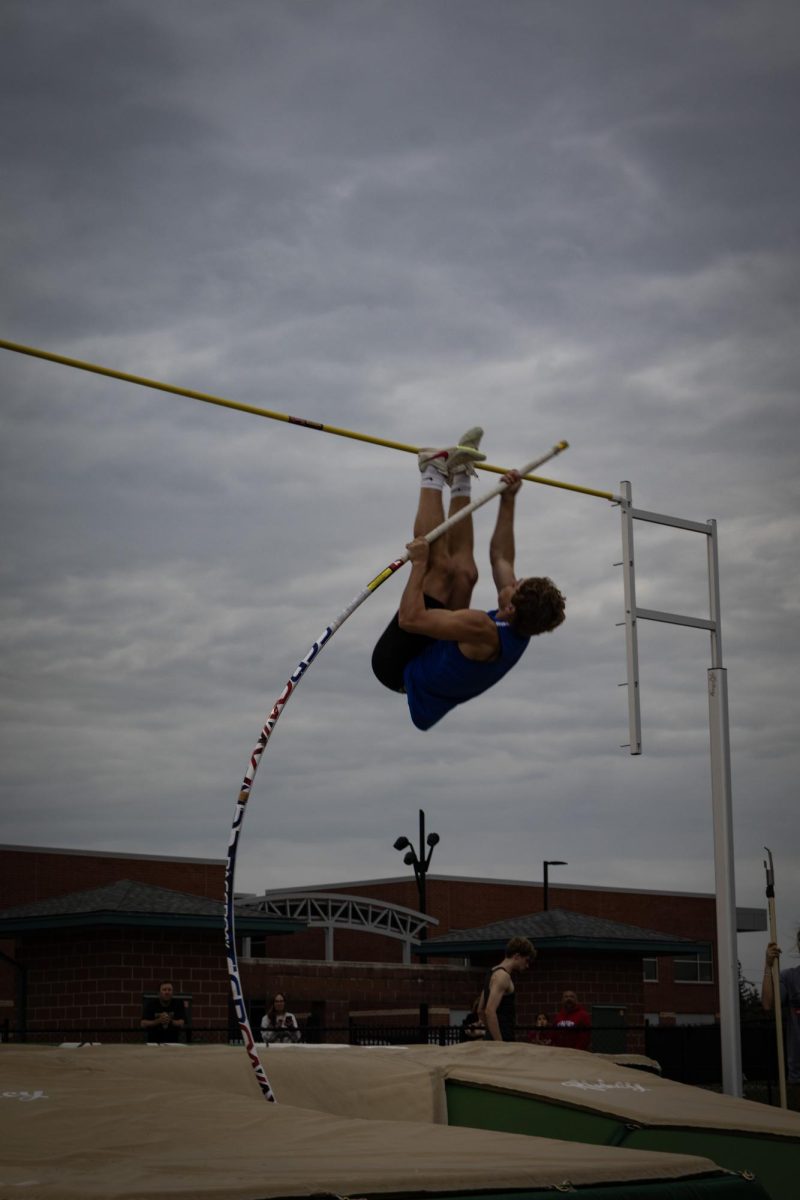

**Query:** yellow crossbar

left=0, top=337, right=616, bottom=501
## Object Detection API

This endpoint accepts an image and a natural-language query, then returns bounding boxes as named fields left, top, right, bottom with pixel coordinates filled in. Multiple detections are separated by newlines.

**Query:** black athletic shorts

left=371, top=595, right=446, bottom=693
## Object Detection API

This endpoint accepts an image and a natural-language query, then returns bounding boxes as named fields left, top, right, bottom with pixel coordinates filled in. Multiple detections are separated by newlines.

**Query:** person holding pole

left=762, top=931, right=800, bottom=1110
left=371, top=428, right=566, bottom=730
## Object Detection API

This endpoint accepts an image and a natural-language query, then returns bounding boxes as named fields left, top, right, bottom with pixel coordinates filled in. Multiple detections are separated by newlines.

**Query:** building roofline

left=3, top=845, right=716, bottom=899
left=421, top=935, right=707, bottom=956
left=0, top=912, right=302, bottom=935
left=0, top=843, right=224, bottom=866
left=0, top=850, right=766, bottom=929
left=264, top=873, right=722, bottom=902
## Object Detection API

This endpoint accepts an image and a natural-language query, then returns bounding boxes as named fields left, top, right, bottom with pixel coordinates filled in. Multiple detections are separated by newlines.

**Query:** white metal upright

left=617, top=483, right=742, bottom=1097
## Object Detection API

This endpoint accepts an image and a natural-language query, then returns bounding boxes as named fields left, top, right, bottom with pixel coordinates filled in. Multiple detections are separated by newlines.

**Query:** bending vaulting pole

left=764, top=847, right=788, bottom=1108
left=225, top=441, right=568, bottom=1101
left=0, top=337, right=614, bottom=501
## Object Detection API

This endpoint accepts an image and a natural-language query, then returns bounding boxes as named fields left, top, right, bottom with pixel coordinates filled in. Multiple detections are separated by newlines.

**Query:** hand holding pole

left=764, top=847, right=788, bottom=1108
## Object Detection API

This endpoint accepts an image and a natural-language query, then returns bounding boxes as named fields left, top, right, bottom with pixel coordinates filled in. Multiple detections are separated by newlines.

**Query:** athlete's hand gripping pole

left=420, top=440, right=569, bottom=549
left=362, top=440, right=569, bottom=597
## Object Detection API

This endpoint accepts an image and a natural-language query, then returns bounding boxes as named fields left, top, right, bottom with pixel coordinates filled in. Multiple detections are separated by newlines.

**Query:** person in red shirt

left=552, top=990, right=591, bottom=1052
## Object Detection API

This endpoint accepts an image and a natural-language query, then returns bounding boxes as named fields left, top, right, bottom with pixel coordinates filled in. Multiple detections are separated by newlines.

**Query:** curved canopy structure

left=238, top=890, right=438, bottom=962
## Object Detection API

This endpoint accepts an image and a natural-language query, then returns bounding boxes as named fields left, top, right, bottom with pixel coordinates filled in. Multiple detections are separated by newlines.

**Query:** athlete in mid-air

left=371, top=428, right=566, bottom=730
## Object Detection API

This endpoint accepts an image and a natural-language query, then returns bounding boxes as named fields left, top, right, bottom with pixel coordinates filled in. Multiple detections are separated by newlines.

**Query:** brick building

left=0, top=877, right=302, bottom=1041
left=0, top=843, right=765, bottom=1043
left=247, top=873, right=765, bottom=1026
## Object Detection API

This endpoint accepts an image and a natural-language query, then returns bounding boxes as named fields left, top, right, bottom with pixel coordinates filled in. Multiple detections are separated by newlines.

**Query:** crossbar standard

left=617, top=481, right=741, bottom=1100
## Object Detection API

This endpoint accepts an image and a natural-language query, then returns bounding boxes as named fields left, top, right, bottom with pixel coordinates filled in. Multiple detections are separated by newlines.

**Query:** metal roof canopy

left=0, top=879, right=304, bottom=936
left=617, top=481, right=740, bottom=1098
left=422, top=907, right=708, bottom=957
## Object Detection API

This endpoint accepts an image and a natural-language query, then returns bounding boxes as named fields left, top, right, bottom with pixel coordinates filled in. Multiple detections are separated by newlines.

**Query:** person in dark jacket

left=141, top=981, right=187, bottom=1044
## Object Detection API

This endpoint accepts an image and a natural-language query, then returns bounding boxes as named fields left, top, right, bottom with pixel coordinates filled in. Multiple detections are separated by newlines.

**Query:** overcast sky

left=2, top=0, right=798, bottom=992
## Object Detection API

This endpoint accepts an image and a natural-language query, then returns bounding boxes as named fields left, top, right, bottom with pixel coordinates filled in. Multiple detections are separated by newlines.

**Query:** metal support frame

left=618, top=483, right=642, bottom=755
left=240, top=891, right=438, bottom=964
left=617, top=483, right=742, bottom=1097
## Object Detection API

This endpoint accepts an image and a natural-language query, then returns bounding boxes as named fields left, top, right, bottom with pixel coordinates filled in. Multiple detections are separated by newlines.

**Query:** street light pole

left=394, top=809, right=440, bottom=959
left=543, top=860, right=567, bottom=911
left=417, top=809, right=427, bottom=947
left=393, top=809, right=440, bottom=1032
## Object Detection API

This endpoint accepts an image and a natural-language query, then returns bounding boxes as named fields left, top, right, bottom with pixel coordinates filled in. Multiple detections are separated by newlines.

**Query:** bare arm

left=398, top=539, right=499, bottom=650
left=489, top=472, right=523, bottom=593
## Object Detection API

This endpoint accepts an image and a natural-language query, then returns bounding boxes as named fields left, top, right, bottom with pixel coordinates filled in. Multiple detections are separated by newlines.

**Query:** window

left=643, top=957, right=658, bottom=982
left=673, top=947, right=713, bottom=983
left=242, top=935, right=268, bottom=958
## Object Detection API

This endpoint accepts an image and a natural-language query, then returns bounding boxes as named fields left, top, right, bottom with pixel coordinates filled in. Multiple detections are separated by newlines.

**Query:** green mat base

left=446, top=1081, right=795, bottom=1200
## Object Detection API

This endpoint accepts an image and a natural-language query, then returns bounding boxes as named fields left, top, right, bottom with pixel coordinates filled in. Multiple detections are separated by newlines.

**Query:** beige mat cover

left=0, top=1045, right=724, bottom=1200
left=194, top=1040, right=800, bottom=1138
left=242, top=1043, right=446, bottom=1122
left=397, top=1041, right=800, bottom=1137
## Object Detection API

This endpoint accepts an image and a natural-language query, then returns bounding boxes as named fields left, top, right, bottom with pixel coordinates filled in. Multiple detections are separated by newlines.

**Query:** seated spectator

left=261, top=992, right=301, bottom=1043
left=141, top=981, right=187, bottom=1044
left=551, top=990, right=591, bottom=1051
left=526, top=1012, right=552, bottom=1045
left=461, top=998, right=487, bottom=1041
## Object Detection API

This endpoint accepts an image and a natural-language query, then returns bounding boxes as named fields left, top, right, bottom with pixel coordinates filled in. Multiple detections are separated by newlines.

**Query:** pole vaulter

left=225, top=441, right=568, bottom=1101
left=0, top=337, right=612, bottom=500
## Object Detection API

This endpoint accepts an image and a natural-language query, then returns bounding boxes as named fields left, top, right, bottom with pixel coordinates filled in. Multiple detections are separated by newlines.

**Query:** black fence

left=349, top=1023, right=462, bottom=1047
left=0, top=1018, right=787, bottom=1103
left=645, top=1020, right=783, bottom=1091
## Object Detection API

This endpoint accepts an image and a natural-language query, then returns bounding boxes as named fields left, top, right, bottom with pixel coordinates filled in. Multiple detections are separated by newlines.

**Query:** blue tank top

left=403, top=610, right=529, bottom=731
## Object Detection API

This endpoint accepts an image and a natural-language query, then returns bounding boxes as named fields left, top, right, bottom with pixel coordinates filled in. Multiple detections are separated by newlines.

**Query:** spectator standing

left=261, top=992, right=301, bottom=1043
left=141, top=981, right=187, bottom=1044
left=552, top=990, right=591, bottom=1051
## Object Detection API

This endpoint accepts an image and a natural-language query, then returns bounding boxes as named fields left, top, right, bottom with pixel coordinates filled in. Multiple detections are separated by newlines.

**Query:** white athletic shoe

left=449, top=426, right=485, bottom=478
left=418, top=442, right=486, bottom=477
left=458, top=426, right=484, bottom=451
